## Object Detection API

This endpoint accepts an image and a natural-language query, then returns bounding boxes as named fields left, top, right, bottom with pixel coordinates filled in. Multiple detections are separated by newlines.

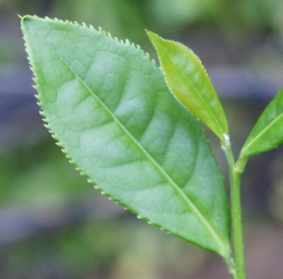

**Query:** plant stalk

left=230, top=167, right=246, bottom=279
left=222, top=137, right=247, bottom=279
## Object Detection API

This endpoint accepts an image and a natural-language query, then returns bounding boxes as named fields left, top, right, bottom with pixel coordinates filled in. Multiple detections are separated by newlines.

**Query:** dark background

left=0, top=0, right=283, bottom=278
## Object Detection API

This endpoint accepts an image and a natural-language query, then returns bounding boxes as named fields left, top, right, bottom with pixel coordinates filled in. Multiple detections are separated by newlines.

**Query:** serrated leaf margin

left=20, top=15, right=230, bottom=259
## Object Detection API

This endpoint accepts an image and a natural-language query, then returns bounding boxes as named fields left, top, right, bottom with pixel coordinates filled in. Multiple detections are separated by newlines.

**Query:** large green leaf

left=21, top=15, right=230, bottom=257
left=147, top=31, right=228, bottom=142
left=241, top=89, right=283, bottom=158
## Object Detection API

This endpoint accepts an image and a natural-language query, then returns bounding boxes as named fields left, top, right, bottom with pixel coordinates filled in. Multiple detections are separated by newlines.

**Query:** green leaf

left=241, top=89, right=283, bottom=158
left=21, top=15, right=230, bottom=257
left=147, top=31, right=229, bottom=142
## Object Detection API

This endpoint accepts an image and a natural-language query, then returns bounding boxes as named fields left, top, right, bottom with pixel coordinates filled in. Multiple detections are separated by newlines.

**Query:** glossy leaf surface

left=21, top=16, right=229, bottom=257
left=241, top=89, right=283, bottom=158
left=147, top=31, right=228, bottom=141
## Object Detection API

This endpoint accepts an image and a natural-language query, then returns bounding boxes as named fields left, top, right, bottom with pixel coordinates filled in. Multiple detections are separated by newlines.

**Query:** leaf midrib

left=57, top=54, right=227, bottom=254
left=243, top=111, right=283, bottom=154
left=177, top=58, right=225, bottom=137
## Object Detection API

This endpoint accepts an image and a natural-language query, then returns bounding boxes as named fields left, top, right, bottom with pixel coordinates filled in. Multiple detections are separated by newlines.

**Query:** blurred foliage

left=0, top=140, right=91, bottom=208
left=150, top=0, right=283, bottom=34
left=0, top=39, right=21, bottom=65
left=269, top=153, right=283, bottom=222
left=53, top=0, right=146, bottom=44
left=1, top=0, right=283, bottom=68
left=2, top=221, right=207, bottom=279
left=2, top=221, right=126, bottom=278
left=1, top=0, right=283, bottom=38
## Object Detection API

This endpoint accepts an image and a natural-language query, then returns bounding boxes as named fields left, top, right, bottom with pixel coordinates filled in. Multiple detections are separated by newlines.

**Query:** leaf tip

left=20, top=14, right=34, bottom=27
left=20, top=14, right=42, bottom=37
left=146, top=30, right=163, bottom=46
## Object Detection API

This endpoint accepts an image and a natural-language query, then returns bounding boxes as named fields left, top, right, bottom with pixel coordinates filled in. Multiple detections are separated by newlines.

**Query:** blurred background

left=0, top=0, right=283, bottom=278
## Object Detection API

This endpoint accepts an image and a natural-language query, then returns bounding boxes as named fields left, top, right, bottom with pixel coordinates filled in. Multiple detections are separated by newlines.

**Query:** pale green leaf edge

left=21, top=15, right=230, bottom=258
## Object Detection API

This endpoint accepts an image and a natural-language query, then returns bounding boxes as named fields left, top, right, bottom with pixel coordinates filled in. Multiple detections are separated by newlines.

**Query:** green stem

left=222, top=137, right=247, bottom=279
left=230, top=167, right=246, bottom=279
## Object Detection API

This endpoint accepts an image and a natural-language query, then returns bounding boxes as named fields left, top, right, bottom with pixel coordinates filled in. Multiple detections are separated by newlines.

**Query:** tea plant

left=21, top=15, right=283, bottom=279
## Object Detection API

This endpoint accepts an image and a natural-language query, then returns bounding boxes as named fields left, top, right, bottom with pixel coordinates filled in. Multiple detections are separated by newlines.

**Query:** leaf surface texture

left=21, top=16, right=229, bottom=257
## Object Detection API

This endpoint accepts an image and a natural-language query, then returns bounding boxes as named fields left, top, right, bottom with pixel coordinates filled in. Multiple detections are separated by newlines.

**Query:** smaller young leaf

left=147, top=31, right=229, bottom=142
left=241, top=89, right=283, bottom=158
